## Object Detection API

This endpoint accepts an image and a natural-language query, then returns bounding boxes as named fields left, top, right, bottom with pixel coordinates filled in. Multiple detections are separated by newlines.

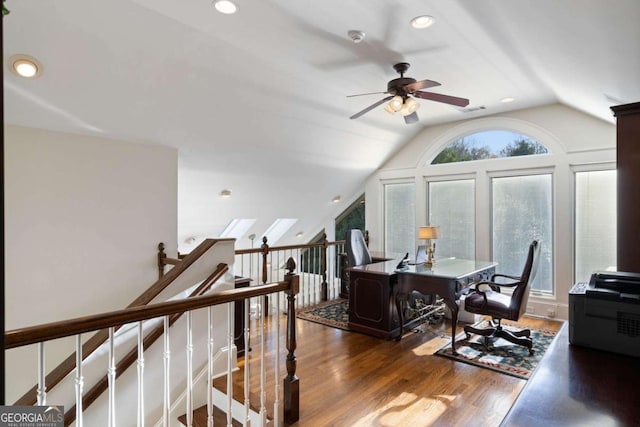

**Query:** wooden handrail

left=234, top=239, right=345, bottom=255
left=5, top=281, right=292, bottom=349
left=13, top=238, right=230, bottom=405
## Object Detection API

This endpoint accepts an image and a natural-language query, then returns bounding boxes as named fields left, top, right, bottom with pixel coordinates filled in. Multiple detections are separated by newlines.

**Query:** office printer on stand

left=569, top=271, right=640, bottom=357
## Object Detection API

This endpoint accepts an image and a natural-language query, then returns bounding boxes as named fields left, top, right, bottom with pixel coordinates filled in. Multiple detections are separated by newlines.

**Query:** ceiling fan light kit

left=400, top=97, right=420, bottom=116
left=389, top=96, right=404, bottom=112
left=349, top=62, right=470, bottom=124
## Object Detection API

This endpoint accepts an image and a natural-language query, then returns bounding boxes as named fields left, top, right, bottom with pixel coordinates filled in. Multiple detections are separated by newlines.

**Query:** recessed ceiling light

left=296, top=232, right=304, bottom=238
left=348, top=30, right=366, bottom=43
left=220, top=189, right=232, bottom=197
left=410, top=15, right=435, bottom=29
left=332, top=196, right=341, bottom=203
left=501, top=97, right=515, bottom=103
left=9, top=54, right=42, bottom=78
left=213, top=0, right=237, bottom=14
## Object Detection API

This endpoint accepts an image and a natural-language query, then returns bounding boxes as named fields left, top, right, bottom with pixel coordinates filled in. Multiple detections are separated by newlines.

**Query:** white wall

left=365, top=104, right=616, bottom=319
left=4, top=125, right=178, bottom=401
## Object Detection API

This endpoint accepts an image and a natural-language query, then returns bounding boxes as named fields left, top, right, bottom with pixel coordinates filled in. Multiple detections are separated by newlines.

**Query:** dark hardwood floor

left=190, top=312, right=564, bottom=426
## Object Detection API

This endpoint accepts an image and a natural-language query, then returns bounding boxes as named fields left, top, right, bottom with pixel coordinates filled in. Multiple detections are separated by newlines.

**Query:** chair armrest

left=468, top=280, right=499, bottom=293
left=468, top=279, right=521, bottom=294
left=491, top=273, right=521, bottom=282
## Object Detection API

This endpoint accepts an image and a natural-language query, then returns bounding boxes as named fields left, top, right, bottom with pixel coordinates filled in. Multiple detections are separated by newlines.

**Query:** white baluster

left=227, top=302, right=234, bottom=427
left=244, top=298, right=251, bottom=427
left=137, top=322, right=145, bottom=427
left=108, top=327, right=116, bottom=427
left=186, top=311, right=194, bottom=427
left=75, top=334, right=84, bottom=427
left=37, top=342, right=46, bottom=405
left=207, top=306, right=214, bottom=427
left=163, top=316, right=171, bottom=427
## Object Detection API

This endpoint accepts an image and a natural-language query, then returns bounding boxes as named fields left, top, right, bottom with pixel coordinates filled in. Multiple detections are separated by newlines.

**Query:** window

left=335, top=195, right=365, bottom=241
left=427, top=179, right=475, bottom=259
left=575, top=170, right=616, bottom=282
left=301, top=229, right=325, bottom=274
left=384, top=182, right=415, bottom=255
left=432, top=130, right=548, bottom=164
left=492, top=174, right=553, bottom=292
left=219, top=218, right=256, bottom=239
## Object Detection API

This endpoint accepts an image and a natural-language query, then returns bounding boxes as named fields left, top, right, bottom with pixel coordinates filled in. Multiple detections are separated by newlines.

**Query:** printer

left=569, top=271, right=640, bottom=358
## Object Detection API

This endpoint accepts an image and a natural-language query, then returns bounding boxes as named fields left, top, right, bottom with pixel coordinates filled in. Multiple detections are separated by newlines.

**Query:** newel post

left=321, top=232, right=328, bottom=301
left=284, top=257, right=300, bottom=424
left=261, top=236, right=270, bottom=317
left=157, top=242, right=167, bottom=279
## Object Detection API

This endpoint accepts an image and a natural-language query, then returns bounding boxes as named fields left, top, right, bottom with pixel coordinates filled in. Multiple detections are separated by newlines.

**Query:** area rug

left=296, top=299, right=350, bottom=331
left=434, top=320, right=559, bottom=379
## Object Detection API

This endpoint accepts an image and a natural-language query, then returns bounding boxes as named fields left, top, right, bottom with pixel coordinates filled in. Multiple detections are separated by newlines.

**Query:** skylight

left=219, top=218, right=256, bottom=239
left=262, top=218, right=298, bottom=245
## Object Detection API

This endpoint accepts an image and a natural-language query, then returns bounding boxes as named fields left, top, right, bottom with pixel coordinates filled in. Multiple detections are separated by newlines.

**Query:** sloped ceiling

left=4, top=0, right=639, bottom=249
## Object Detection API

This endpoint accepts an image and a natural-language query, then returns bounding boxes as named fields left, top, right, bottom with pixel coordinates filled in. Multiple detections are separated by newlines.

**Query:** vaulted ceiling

left=4, top=0, right=639, bottom=249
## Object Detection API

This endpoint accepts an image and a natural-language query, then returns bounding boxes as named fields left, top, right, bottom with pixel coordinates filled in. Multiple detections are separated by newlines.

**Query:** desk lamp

left=418, top=226, right=440, bottom=267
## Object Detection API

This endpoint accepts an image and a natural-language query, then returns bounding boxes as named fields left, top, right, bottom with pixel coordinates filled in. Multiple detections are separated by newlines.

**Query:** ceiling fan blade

left=404, top=112, right=419, bottom=124
left=346, top=91, right=388, bottom=98
left=413, top=91, right=470, bottom=107
left=404, top=79, right=441, bottom=92
left=350, top=96, right=393, bottom=119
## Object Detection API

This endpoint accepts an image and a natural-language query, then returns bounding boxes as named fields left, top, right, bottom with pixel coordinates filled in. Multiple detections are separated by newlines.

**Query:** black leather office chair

left=463, top=240, right=541, bottom=355
left=345, top=229, right=373, bottom=267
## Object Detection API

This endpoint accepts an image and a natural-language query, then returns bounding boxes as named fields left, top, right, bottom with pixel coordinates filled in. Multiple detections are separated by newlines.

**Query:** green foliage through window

left=335, top=195, right=365, bottom=241
left=432, top=130, right=548, bottom=164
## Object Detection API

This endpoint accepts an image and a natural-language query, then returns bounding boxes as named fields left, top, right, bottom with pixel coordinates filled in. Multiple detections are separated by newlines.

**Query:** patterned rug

left=434, top=320, right=560, bottom=379
left=296, top=299, right=350, bottom=331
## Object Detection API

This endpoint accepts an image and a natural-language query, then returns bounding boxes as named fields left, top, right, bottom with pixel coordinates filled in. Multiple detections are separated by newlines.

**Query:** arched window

left=431, top=130, right=549, bottom=164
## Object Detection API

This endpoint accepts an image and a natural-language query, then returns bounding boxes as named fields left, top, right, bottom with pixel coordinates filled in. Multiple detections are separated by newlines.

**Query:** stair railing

left=229, top=234, right=346, bottom=315
left=5, top=259, right=301, bottom=426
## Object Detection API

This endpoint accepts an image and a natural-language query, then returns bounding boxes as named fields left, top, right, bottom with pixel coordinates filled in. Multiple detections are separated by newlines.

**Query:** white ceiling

left=4, top=0, right=640, bottom=249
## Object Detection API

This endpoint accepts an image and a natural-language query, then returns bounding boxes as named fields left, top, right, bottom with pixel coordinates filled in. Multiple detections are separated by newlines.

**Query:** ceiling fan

left=348, top=62, right=470, bottom=124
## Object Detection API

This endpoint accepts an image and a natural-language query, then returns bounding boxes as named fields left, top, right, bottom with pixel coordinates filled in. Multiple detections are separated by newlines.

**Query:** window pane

left=492, top=174, right=553, bottom=292
left=384, top=182, right=415, bottom=255
left=575, top=170, right=616, bottom=282
left=432, top=130, right=549, bottom=164
left=428, top=179, right=475, bottom=259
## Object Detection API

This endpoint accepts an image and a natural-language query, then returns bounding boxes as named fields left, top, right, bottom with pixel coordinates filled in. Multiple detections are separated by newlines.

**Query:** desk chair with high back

left=463, top=240, right=541, bottom=355
left=345, top=229, right=373, bottom=268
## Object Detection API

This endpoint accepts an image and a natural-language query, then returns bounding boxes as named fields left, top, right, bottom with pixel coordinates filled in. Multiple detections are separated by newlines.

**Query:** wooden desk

left=339, top=251, right=394, bottom=299
left=348, top=259, right=402, bottom=339
left=348, top=257, right=495, bottom=342
left=395, top=258, right=496, bottom=353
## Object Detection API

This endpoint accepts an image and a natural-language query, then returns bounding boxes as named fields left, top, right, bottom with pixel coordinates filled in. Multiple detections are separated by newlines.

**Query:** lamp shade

left=400, top=97, right=420, bottom=116
left=389, top=96, right=404, bottom=112
left=418, top=226, right=440, bottom=239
